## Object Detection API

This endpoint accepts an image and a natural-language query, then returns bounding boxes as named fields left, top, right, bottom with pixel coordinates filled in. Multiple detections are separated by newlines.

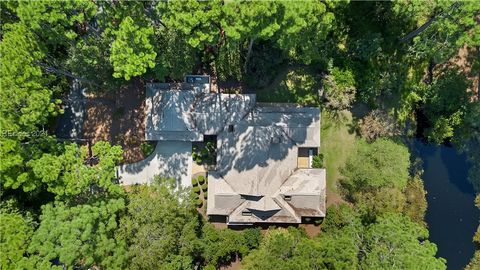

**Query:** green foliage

left=276, top=0, right=336, bottom=65
left=151, top=29, right=197, bottom=81
left=322, top=66, right=357, bottom=112
left=361, top=214, right=446, bottom=269
left=341, top=139, right=410, bottom=194
left=465, top=251, right=480, bottom=270
left=191, top=178, right=198, bottom=187
left=0, top=23, right=55, bottom=132
left=119, top=178, right=199, bottom=269
left=197, top=175, right=206, bottom=185
left=354, top=187, right=407, bottom=221
left=192, top=141, right=217, bottom=165
left=0, top=212, right=34, bottom=270
left=27, top=199, right=127, bottom=269
left=312, top=154, right=324, bottom=169
left=140, top=141, right=155, bottom=157
left=257, top=68, right=321, bottom=105
left=157, top=0, right=224, bottom=49
left=245, top=41, right=285, bottom=89
left=0, top=2, right=475, bottom=269
left=404, top=1, right=480, bottom=63
left=424, top=70, right=471, bottom=143
left=110, top=16, right=156, bottom=80
left=201, top=223, right=256, bottom=267
left=15, top=0, right=96, bottom=46
left=27, top=142, right=124, bottom=200
left=403, top=176, right=428, bottom=224
left=358, top=109, right=400, bottom=142
left=242, top=225, right=360, bottom=270
left=201, top=183, right=208, bottom=192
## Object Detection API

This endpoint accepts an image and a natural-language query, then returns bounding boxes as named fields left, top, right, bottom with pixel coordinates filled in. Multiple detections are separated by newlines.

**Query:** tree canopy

left=0, top=1, right=477, bottom=269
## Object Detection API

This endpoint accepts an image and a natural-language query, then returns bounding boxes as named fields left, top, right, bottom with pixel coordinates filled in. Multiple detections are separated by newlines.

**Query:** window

left=242, top=211, right=252, bottom=216
left=284, top=195, right=292, bottom=201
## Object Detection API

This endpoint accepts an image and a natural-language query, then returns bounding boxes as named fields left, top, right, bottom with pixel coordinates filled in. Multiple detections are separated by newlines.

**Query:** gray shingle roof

left=145, top=83, right=325, bottom=224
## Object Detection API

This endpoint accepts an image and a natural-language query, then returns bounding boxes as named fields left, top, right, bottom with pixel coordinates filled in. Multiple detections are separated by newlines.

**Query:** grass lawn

left=320, top=110, right=357, bottom=193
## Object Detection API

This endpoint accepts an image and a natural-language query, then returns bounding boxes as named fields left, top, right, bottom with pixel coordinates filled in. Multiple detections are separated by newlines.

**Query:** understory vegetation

left=1, top=1, right=479, bottom=269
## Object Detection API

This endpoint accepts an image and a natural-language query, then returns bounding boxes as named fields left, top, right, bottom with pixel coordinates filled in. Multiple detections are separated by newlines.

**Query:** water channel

left=414, top=141, right=479, bottom=270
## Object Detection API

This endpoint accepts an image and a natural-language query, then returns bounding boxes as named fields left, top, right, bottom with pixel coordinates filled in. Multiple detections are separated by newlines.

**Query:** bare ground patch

left=82, top=79, right=146, bottom=163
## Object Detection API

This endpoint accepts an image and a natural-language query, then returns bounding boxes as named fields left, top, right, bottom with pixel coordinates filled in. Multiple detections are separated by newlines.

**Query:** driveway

left=117, top=141, right=192, bottom=188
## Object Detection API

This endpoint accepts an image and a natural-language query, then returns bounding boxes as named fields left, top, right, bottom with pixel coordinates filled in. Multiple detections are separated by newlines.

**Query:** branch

left=399, top=2, right=462, bottom=43
left=36, top=62, right=99, bottom=86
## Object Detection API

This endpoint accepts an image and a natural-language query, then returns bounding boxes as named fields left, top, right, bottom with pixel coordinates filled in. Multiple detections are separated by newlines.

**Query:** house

left=119, top=76, right=326, bottom=225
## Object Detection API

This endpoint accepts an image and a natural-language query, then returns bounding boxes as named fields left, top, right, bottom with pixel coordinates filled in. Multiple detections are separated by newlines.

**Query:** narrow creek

left=414, top=140, right=479, bottom=270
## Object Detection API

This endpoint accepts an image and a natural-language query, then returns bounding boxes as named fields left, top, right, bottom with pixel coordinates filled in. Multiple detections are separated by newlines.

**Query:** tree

left=322, top=66, right=357, bottom=112
left=200, top=223, right=251, bottom=268
left=0, top=21, right=67, bottom=193
left=341, top=139, right=410, bottom=194
left=110, top=16, right=156, bottom=80
left=26, top=199, right=126, bottom=270
left=241, top=227, right=307, bottom=270
left=151, top=29, right=197, bottom=81
left=403, top=176, right=428, bottom=224
left=0, top=212, right=33, bottom=270
left=276, top=0, right=336, bottom=65
left=223, top=1, right=282, bottom=70
left=243, top=208, right=361, bottom=270
left=27, top=142, right=124, bottom=200
left=354, top=187, right=407, bottom=221
left=0, top=23, right=58, bottom=132
left=118, top=177, right=200, bottom=270
left=399, top=1, right=480, bottom=64
left=423, top=70, right=471, bottom=143
left=14, top=0, right=96, bottom=47
left=157, top=0, right=224, bottom=50
left=361, top=213, right=446, bottom=269
left=358, top=109, right=400, bottom=142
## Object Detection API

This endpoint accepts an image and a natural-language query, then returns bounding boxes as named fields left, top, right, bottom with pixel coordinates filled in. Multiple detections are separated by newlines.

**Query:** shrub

left=312, top=154, right=324, bottom=168
left=196, top=198, right=203, bottom=208
left=193, top=186, right=200, bottom=194
left=140, top=141, right=155, bottom=156
left=201, top=183, right=208, bottom=192
left=358, top=110, right=399, bottom=142
left=322, top=67, right=356, bottom=112
left=191, top=178, right=198, bottom=187
left=203, top=192, right=208, bottom=199
left=197, top=175, right=206, bottom=185
left=340, top=139, right=410, bottom=194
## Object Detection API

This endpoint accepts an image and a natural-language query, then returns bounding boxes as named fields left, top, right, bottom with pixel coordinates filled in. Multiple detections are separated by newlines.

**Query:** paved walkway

left=118, top=141, right=192, bottom=188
